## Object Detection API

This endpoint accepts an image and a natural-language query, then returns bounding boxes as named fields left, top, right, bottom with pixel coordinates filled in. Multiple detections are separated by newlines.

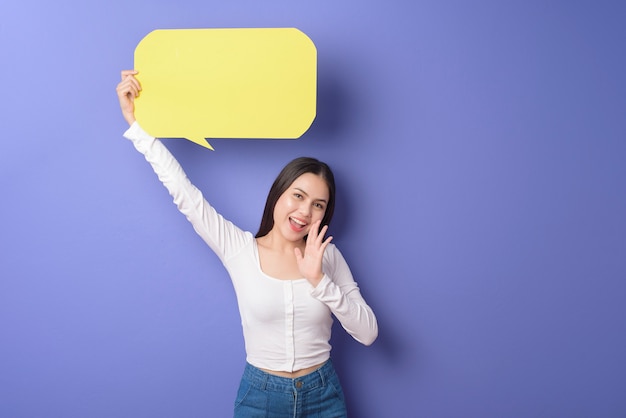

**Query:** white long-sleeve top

left=123, top=122, right=378, bottom=372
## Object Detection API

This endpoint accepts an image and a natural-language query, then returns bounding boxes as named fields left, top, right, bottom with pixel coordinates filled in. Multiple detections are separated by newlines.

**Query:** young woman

left=116, top=70, right=378, bottom=417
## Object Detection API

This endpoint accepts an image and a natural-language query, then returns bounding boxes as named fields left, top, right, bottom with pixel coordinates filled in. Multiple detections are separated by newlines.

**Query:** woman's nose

left=299, top=202, right=312, bottom=217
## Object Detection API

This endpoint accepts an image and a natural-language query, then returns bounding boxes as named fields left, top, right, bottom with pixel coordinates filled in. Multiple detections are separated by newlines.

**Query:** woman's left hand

left=295, top=220, right=333, bottom=287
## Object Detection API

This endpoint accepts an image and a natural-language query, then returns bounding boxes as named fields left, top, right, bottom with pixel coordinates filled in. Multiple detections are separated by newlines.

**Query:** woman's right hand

left=116, top=70, right=141, bottom=126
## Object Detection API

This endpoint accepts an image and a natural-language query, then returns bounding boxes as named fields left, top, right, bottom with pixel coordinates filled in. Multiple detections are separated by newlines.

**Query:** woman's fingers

left=117, top=70, right=141, bottom=97
left=116, top=81, right=133, bottom=99
left=297, top=221, right=333, bottom=285
left=116, top=70, right=140, bottom=125
left=307, top=220, right=319, bottom=241
left=309, top=221, right=330, bottom=246
left=295, top=244, right=321, bottom=284
left=120, top=69, right=138, bottom=81
left=319, top=232, right=333, bottom=252
left=117, top=75, right=141, bottom=97
left=308, top=220, right=322, bottom=240
left=317, top=224, right=329, bottom=244
left=306, top=221, right=332, bottom=253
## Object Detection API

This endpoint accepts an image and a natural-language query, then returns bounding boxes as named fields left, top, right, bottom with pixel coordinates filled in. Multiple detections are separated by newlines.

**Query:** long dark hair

left=256, top=157, right=336, bottom=238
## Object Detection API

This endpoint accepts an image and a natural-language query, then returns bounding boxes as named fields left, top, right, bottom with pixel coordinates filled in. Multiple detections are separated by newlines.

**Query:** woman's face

left=272, top=172, right=330, bottom=242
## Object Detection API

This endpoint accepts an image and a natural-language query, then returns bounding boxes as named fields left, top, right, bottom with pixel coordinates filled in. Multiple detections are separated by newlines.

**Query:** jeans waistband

left=242, top=360, right=335, bottom=393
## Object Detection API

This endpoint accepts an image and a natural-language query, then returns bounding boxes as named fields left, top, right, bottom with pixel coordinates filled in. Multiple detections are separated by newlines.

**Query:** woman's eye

left=294, top=193, right=302, bottom=199
left=314, top=203, right=325, bottom=210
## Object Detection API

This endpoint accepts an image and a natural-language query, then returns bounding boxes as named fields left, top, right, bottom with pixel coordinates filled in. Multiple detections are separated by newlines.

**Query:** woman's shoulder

left=323, top=242, right=344, bottom=263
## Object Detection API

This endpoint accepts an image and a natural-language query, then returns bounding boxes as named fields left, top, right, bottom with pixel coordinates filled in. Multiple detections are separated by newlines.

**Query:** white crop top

left=124, top=122, right=378, bottom=372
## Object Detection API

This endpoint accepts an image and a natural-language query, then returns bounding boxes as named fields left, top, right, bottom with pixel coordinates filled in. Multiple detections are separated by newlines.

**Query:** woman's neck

left=257, top=230, right=304, bottom=254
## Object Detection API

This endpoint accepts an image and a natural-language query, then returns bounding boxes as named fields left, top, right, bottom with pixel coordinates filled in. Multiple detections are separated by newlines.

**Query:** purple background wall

left=1, top=1, right=625, bottom=417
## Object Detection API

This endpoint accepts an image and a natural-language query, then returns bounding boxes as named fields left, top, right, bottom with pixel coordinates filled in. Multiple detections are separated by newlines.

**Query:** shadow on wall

left=307, top=68, right=355, bottom=241
left=314, top=65, right=415, bottom=415
left=307, top=71, right=352, bottom=140
left=331, top=305, right=413, bottom=416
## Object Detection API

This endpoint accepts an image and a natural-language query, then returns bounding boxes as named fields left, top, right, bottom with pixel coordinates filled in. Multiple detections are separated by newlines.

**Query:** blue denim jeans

left=234, top=360, right=347, bottom=417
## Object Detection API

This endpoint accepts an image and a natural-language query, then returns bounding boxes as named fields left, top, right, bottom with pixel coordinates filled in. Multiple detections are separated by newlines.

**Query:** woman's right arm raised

left=115, top=70, right=250, bottom=262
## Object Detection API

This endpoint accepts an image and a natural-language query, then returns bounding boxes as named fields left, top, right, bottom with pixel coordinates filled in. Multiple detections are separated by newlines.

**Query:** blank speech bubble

left=133, top=28, right=317, bottom=150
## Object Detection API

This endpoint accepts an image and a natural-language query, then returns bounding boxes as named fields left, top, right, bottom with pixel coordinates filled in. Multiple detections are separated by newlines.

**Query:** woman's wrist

left=124, top=114, right=136, bottom=126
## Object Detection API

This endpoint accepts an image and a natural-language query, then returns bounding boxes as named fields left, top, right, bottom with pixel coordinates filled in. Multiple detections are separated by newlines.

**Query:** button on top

left=295, top=381, right=303, bottom=389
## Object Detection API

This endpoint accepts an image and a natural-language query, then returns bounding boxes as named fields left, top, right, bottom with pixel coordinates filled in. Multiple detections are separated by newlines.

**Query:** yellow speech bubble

left=133, top=28, right=317, bottom=150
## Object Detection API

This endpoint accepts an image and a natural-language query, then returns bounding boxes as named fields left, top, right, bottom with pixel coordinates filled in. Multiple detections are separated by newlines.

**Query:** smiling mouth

left=289, top=217, right=307, bottom=231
